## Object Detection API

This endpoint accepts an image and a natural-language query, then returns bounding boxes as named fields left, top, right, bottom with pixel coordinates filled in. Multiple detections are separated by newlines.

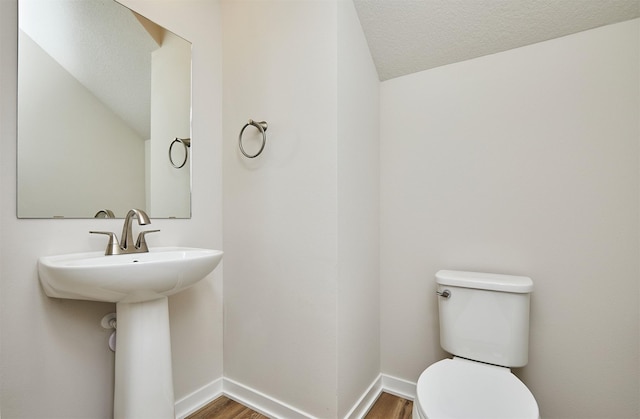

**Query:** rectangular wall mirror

left=17, top=0, right=192, bottom=219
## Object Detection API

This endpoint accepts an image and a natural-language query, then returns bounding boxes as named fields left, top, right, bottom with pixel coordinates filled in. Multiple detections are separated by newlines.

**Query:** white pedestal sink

left=38, top=247, right=223, bottom=419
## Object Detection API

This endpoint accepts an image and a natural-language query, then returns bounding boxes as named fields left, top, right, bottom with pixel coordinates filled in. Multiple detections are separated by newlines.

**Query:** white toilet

left=413, top=270, right=540, bottom=419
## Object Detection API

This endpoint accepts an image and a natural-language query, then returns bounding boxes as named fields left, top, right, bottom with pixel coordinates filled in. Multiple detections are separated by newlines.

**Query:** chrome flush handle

left=436, top=289, right=451, bottom=299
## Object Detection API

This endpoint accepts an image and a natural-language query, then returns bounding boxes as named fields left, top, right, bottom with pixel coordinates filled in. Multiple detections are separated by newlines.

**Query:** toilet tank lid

left=436, top=270, right=533, bottom=293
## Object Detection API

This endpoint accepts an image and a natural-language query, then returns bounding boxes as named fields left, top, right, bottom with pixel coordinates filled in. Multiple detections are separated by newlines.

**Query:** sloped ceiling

left=353, top=0, right=640, bottom=81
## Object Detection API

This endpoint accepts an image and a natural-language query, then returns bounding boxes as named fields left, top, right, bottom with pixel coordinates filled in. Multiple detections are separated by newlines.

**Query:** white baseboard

left=175, top=374, right=417, bottom=419
left=342, top=374, right=417, bottom=418
left=342, top=375, right=383, bottom=419
left=223, top=377, right=313, bottom=418
left=175, top=377, right=223, bottom=419
left=381, top=374, right=417, bottom=401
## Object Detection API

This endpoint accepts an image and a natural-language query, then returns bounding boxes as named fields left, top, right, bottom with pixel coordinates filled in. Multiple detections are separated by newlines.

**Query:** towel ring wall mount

left=169, top=137, right=191, bottom=168
left=238, top=119, right=268, bottom=158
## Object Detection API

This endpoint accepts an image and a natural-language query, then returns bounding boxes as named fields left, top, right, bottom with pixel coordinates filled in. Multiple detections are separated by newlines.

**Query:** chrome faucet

left=90, top=209, right=160, bottom=255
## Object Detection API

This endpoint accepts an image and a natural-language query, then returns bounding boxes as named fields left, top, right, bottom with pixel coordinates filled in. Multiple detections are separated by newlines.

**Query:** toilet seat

left=415, top=358, right=539, bottom=419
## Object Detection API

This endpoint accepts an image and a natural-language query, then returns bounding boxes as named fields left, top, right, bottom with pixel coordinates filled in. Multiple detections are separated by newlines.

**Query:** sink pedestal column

left=114, top=297, right=175, bottom=419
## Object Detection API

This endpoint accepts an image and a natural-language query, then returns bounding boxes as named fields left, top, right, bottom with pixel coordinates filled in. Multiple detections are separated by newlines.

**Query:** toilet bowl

left=412, top=358, right=539, bottom=419
left=414, top=270, right=540, bottom=419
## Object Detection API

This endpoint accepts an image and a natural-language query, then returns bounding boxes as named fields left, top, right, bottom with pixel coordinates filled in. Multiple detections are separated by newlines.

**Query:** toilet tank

left=436, top=270, right=533, bottom=368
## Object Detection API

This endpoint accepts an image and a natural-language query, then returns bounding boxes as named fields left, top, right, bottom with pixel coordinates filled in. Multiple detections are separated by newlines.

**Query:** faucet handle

left=90, top=231, right=121, bottom=255
left=135, top=230, right=160, bottom=252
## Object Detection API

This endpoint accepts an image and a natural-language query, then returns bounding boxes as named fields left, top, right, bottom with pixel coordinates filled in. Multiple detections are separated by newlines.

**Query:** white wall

left=0, top=0, right=223, bottom=416
left=17, top=33, right=146, bottom=218
left=221, top=1, right=339, bottom=416
left=336, top=1, right=380, bottom=417
left=380, top=19, right=639, bottom=419
left=222, top=0, right=379, bottom=417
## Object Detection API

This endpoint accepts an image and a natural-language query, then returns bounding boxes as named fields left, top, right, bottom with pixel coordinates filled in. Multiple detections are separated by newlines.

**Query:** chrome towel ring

left=169, top=137, right=191, bottom=168
left=239, top=119, right=268, bottom=158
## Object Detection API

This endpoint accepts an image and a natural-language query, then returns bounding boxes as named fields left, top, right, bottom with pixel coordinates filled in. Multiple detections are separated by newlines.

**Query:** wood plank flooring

left=364, top=392, right=413, bottom=419
left=186, top=395, right=269, bottom=419
left=185, top=392, right=412, bottom=419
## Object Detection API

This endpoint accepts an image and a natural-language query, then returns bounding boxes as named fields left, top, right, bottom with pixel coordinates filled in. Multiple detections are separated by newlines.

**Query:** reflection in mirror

left=17, top=0, right=192, bottom=218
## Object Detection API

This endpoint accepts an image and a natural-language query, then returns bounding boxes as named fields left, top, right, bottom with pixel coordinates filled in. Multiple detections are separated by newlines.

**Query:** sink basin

left=38, top=246, right=223, bottom=303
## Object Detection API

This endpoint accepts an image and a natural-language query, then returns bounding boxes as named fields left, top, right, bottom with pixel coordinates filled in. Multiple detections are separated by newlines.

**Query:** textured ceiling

left=353, top=0, right=640, bottom=81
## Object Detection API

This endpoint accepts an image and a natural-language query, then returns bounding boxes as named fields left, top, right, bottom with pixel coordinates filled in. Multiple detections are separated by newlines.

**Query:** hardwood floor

left=186, top=395, right=269, bottom=419
left=186, top=392, right=412, bottom=419
left=364, top=392, right=413, bottom=419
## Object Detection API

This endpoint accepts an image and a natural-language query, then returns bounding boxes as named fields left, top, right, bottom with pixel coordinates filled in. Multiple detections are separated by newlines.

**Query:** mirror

left=17, top=0, right=192, bottom=218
